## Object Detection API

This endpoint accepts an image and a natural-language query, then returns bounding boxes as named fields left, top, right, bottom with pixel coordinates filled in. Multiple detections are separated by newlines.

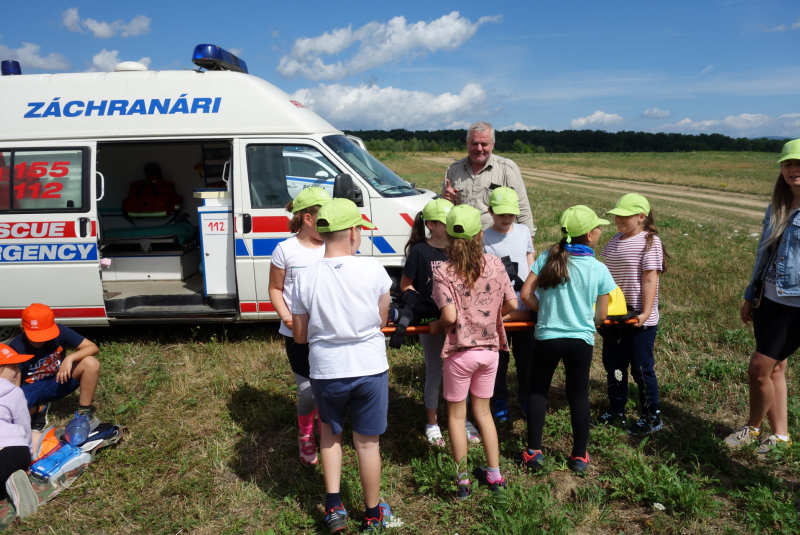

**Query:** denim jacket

left=744, top=204, right=800, bottom=300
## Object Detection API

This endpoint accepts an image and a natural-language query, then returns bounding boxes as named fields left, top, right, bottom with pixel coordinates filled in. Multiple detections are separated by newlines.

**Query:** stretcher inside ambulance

left=0, top=46, right=435, bottom=342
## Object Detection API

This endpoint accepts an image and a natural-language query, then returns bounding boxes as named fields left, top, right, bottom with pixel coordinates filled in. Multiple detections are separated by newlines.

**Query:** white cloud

left=0, top=42, right=69, bottom=71
left=290, top=82, right=487, bottom=130
left=642, top=108, right=670, bottom=118
left=228, top=47, right=243, bottom=57
left=62, top=7, right=82, bottom=32
left=62, top=8, right=152, bottom=38
left=699, top=65, right=714, bottom=75
left=85, top=49, right=151, bottom=72
left=762, top=17, right=800, bottom=32
left=570, top=110, right=624, bottom=129
left=278, top=11, right=501, bottom=81
left=659, top=113, right=800, bottom=138
left=499, top=122, right=540, bottom=131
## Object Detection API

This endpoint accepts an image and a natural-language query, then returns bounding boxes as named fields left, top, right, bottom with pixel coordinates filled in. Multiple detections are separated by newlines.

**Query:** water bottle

left=64, top=412, right=91, bottom=446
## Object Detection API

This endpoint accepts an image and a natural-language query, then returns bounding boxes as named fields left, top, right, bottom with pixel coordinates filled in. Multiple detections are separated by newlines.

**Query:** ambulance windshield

left=323, top=135, right=419, bottom=197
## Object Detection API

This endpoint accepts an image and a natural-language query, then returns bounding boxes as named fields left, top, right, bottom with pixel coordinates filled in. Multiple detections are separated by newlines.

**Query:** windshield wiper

left=380, top=184, right=415, bottom=194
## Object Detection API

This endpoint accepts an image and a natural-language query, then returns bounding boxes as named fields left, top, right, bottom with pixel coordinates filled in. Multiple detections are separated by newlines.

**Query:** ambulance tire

left=0, top=327, right=20, bottom=345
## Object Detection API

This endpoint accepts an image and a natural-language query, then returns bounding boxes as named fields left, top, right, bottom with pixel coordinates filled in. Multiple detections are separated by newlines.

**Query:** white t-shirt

left=291, top=256, right=392, bottom=380
left=271, top=236, right=326, bottom=337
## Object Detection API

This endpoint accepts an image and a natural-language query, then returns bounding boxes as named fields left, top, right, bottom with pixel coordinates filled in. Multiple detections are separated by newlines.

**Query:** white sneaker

left=425, top=425, right=445, bottom=447
left=465, top=420, right=482, bottom=444
left=5, top=470, right=38, bottom=518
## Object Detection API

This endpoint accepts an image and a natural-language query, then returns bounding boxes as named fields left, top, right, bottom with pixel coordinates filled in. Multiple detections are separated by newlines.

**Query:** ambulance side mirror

left=333, top=173, right=363, bottom=207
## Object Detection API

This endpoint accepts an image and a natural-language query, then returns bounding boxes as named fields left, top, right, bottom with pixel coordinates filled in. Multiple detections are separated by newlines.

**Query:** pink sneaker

left=298, top=434, right=318, bottom=465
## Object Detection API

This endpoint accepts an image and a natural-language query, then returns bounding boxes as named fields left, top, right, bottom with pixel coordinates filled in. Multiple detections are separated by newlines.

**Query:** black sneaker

left=454, top=476, right=472, bottom=501
left=325, top=504, right=348, bottom=533
left=515, top=449, right=544, bottom=472
left=30, top=402, right=50, bottom=432
left=628, top=411, right=663, bottom=436
left=472, top=467, right=506, bottom=493
left=594, top=411, right=627, bottom=428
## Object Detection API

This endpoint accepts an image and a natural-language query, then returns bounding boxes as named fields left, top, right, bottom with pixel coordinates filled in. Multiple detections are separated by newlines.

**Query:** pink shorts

left=442, top=349, right=499, bottom=402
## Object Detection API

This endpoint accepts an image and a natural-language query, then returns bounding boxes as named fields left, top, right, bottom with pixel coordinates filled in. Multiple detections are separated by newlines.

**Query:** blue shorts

left=311, top=372, right=388, bottom=436
left=20, top=377, right=80, bottom=408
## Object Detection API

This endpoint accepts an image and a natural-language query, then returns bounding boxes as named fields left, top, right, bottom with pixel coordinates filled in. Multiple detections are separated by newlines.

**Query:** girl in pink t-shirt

left=600, top=193, right=669, bottom=436
left=431, top=205, right=517, bottom=500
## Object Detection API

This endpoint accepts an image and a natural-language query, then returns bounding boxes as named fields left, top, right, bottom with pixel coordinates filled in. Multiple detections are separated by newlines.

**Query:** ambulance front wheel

left=0, top=326, right=20, bottom=345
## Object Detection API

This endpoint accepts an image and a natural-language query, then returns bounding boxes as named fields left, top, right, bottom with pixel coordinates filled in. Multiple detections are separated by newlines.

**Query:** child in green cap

left=431, top=204, right=518, bottom=499
left=268, top=187, right=331, bottom=466
left=291, top=198, right=395, bottom=532
left=599, top=193, right=669, bottom=435
left=401, top=198, right=483, bottom=447
left=483, top=186, right=536, bottom=423
left=517, top=205, right=616, bottom=474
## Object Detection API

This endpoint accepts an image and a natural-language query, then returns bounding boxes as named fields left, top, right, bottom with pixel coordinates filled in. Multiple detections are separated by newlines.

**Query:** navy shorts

left=311, top=372, right=388, bottom=436
left=20, top=377, right=80, bottom=408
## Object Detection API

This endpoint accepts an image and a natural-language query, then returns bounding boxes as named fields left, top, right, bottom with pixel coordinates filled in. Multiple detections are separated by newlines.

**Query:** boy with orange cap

left=8, top=304, right=100, bottom=431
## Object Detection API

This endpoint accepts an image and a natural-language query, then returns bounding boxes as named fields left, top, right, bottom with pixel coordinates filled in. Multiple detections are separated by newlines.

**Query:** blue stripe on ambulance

left=0, top=243, right=97, bottom=262
left=235, top=238, right=249, bottom=257
left=370, top=236, right=395, bottom=254
left=236, top=238, right=286, bottom=257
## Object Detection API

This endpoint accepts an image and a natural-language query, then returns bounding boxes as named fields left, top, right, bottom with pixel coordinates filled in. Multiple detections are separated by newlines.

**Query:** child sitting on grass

left=517, top=206, right=615, bottom=474
left=431, top=205, right=518, bottom=500
left=268, top=187, right=331, bottom=465
left=291, top=198, right=396, bottom=533
left=482, top=187, right=536, bottom=422
left=0, top=344, right=38, bottom=519
left=9, top=303, right=100, bottom=431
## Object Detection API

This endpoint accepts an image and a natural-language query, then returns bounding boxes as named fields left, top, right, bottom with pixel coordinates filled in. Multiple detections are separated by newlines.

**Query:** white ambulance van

left=0, top=45, right=434, bottom=342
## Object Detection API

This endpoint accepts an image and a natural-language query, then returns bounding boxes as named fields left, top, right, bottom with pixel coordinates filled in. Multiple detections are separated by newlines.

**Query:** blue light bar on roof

left=1, top=60, right=22, bottom=76
left=192, top=44, right=248, bottom=74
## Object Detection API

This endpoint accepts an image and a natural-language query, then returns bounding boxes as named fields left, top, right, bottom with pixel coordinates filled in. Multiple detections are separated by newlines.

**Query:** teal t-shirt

left=532, top=250, right=616, bottom=345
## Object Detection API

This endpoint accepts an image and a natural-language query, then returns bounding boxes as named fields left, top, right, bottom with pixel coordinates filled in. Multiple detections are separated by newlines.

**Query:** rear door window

left=0, top=148, right=88, bottom=212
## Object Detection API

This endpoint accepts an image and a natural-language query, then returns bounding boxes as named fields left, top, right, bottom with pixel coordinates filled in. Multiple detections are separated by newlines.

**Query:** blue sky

left=2, top=1, right=799, bottom=138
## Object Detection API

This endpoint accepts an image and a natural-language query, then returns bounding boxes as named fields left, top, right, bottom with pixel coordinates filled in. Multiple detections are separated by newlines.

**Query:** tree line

left=343, top=129, right=787, bottom=154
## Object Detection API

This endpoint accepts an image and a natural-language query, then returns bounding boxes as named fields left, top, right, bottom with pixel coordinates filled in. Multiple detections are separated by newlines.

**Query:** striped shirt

left=601, top=232, right=664, bottom=327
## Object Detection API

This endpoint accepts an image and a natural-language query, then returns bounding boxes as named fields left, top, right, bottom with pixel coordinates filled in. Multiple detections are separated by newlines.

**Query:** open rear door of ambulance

left=0, top=142, right=106, bottom=341
left=233, top=137, right=373, bottom=320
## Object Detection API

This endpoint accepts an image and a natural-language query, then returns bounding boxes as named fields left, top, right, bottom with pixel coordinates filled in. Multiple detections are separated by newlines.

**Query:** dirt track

left=423, top=157, right=768, bottom=220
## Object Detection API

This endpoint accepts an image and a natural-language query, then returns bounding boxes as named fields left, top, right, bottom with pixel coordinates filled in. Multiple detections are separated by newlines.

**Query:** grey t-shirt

left=483, top=223, right=533, bottom=310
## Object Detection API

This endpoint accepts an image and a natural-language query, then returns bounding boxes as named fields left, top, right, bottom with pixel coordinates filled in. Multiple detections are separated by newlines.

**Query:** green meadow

left=12, top=152, right=799, bottom=535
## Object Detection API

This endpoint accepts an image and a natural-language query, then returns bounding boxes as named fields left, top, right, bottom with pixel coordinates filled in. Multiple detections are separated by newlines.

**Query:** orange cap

left=0, top=344, right=32, bottom=365
left=21, top=303, right=60, bottom=342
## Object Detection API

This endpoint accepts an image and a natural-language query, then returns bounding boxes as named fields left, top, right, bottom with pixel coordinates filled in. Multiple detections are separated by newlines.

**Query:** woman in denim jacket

left=725, top=138, right=800, bottom=457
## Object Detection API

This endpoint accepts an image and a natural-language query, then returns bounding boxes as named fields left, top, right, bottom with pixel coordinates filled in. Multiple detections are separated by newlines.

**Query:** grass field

left=11, top=152, right=800, bottom=535
left=382, top=151, right=779, bottom=197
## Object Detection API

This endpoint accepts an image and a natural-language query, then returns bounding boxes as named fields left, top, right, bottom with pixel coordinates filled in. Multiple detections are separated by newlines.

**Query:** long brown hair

left=284, top=200, right=322, bottom=233
left=445, top=233, right=485, bottom=289
left=642, top=209, right=670, bottom=273
left=404, top=211, right=427, bottom=257
left=538, top=234, right=589, bottom=289
left=763, top=172, right=796, bottom=251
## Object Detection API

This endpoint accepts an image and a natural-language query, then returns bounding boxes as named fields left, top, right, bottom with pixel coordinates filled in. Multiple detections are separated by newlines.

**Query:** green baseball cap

left=778, top=138, right=800, bottom=163
left=488, top=187, right=520, bottom=215
left=605, top=193, right=650, bottom=217
left=422, top=198, right=453, bottom=223
left=446, top=204, right=482, bottom=239
left=291, top=187, right=332, bottom=213
left=560, top=205, right=609, bottom=242
left=316, top=198, right=375, bottom=233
